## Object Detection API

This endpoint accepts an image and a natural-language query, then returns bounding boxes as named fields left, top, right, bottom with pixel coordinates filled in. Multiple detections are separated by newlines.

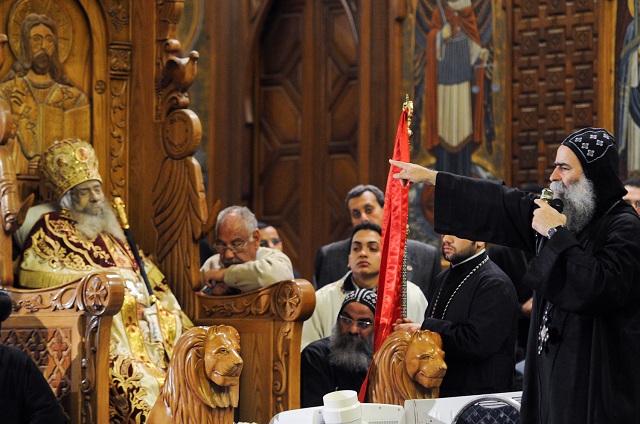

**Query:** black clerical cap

left=560, top=127, right=626, bottom=213
left=339, top=288, right=377, bottom=316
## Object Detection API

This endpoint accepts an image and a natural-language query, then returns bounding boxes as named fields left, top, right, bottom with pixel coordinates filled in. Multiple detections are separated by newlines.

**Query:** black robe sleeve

left=434, top=172, right=538, bottom=253
left=434, top=172, right=640, bottom=315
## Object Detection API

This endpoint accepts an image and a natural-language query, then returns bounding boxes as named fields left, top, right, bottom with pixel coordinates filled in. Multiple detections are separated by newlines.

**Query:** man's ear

left=476, top=241, right=486, bottom=250
left=251, top=229, right=261, bottom=247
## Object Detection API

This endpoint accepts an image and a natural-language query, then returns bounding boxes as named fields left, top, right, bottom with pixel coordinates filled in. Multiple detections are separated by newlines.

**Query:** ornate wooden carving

left=0, top=36, right=32, bottom=286
left=195, top=279, right=316, bottom=424
left=108, top=0, right=130, bottom=33
left=0, top=9, right=91, bottom=195
left=367, top=329, right=447, bottom=405
left=2, top=272, right=125, bottom=424
left=152, top=0, right=209, bottom=320
left=148, top=325, right=243, bottom=424
left=509, top=0, right=600, bottom=187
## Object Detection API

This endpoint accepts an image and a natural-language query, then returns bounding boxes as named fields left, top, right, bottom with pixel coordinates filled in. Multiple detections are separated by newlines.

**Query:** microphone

left=540, top=188, right=564, bottom=214
left=535, top=188, right=564, bottom=255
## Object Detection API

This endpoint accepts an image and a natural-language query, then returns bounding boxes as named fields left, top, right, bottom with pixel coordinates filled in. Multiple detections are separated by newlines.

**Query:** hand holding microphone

left=533, top=188, right=566, bottom=254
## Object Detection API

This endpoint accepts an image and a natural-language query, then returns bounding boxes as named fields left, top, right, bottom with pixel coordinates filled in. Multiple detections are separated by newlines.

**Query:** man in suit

left=314, top=184, right=441, bottom=296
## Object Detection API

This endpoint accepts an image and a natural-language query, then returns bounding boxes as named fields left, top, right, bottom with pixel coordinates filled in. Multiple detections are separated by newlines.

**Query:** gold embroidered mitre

left=38, top=138, right=102, bottom=200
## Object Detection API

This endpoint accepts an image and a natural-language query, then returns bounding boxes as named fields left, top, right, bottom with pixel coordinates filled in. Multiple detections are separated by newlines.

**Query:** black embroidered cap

left=560, top=127, right=626, bottom=214
left=339, top=288, right=377, bottom=316
left=561, top=127, right=616, bottom=165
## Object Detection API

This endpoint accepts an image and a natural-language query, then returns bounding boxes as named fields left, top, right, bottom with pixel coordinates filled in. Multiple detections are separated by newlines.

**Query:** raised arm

left=389, top=159, right=438, bottom=187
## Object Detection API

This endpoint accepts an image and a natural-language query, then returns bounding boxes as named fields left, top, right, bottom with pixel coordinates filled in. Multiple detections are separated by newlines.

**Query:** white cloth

left=301, top=272, right=428, bottom=350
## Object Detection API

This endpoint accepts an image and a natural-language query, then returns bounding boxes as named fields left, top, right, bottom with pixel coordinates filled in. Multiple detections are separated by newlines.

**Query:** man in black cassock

left=395, top=234, right=518, bottom=397
left=391, top=127, right=640, bottom=424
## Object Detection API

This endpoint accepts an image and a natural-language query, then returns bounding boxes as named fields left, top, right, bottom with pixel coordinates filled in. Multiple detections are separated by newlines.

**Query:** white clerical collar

left=450, top=248, right=486, bottom=268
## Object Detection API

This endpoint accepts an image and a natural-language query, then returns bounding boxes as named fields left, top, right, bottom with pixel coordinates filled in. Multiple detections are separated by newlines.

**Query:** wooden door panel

left=510, top=0, right=600, bottom=187
left=257, top=0, right=304, bottom=269
left=255, top=0, right=360, bottom=279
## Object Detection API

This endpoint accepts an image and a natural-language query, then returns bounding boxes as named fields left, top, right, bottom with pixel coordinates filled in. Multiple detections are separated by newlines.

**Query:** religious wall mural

left=401, top=0, right=507, bottom=245
left=616, top=0, right=640, bottom=179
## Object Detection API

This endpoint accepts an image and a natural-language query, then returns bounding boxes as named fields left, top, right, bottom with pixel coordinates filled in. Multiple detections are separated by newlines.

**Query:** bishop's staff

left=359, top=95, right=413, bottom=402
left=113, top=196, right=156, bottom=306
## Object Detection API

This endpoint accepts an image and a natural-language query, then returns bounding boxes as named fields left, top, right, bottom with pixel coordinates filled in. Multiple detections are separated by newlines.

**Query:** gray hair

left=215, top=206, right=258, bottom=237
left=59, top=191, right=73, bottom=210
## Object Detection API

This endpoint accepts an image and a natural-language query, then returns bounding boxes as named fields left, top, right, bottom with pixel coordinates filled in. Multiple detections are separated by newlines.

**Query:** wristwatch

left=547, top=225, right=564, bottom=239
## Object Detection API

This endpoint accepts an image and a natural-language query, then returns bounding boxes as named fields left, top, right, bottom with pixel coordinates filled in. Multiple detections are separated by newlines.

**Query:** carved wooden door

left=508, top=0, right=605, bottom=187
left=253, top=0, right=361, bottom=280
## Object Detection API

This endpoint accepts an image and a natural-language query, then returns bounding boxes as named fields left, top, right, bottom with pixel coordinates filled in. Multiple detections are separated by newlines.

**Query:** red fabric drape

left=358, top=105, right=410, bottom=402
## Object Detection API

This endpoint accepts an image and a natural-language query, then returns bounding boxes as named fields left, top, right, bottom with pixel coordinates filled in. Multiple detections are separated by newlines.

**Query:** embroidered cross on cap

left=561, top=127, right=614, bottom=164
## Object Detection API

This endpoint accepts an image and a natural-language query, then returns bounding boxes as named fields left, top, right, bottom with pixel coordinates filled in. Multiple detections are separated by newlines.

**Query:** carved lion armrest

left=194, top=279, right=316, bottom=424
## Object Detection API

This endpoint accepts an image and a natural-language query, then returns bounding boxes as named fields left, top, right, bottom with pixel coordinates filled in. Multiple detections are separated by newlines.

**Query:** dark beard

left=327, top=325, right=373, bottom=373
left=443, top=242, right=477, bottom=264
left=551, top=175, right=596, bottom=233
left=31, top=51, right=52, bottom=75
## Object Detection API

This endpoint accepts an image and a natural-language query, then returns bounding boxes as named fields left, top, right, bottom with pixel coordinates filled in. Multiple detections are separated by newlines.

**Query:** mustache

left=222, top=258, right=243, bottom=267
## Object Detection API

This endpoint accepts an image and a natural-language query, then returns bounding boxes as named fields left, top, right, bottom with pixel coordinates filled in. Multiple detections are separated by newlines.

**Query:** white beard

left=550, top=175, right=596, bottom=234
left=69, top=200, right=126, bottom=242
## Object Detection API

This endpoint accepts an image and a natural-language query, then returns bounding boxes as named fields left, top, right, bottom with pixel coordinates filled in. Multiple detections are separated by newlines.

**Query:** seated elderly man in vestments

left=18, top=138, right=192, bottom=423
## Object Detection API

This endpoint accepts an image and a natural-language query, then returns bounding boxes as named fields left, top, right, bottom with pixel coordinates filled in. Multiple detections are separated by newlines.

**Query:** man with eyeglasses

left=300, top=288, right=377, bottom=407
left=200, top=206, right=294, bottom=295
left=257, top=221, right=302, bottom=278
left=394, top=234, right=518, bottom=397
left=623, top=179, right=640, bottom=215
left=301, top=222, right=427, bottom=350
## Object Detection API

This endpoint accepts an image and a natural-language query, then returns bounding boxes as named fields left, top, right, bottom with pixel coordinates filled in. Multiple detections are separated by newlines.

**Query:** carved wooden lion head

left=148, top=325, right=243, bottom=424
left=367, top=329, right=447, bottom=405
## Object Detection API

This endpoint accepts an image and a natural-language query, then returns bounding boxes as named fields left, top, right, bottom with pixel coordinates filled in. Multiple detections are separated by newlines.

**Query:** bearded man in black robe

left=390, top=127, right=640, bottom=424
left=395, top=234, right=518, bottom=397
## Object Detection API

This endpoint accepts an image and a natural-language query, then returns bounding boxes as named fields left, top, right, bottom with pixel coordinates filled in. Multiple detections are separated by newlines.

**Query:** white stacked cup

left=322, top=390, right=362, bottom=424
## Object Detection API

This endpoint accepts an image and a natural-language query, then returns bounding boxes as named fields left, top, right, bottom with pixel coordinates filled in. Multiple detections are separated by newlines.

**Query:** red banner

left=358, top=103, right=410, bottom=401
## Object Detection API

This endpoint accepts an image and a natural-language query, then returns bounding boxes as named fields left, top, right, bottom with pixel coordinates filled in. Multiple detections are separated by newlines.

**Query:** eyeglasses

left=213, top=240, right=249, bottom=254
left=338, top=315, right=373, bottom=330
left=259, top=238, right=281, bottom=248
